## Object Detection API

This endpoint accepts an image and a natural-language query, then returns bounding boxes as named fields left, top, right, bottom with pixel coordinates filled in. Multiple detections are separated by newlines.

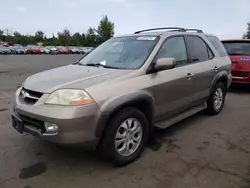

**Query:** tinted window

left=207, top=36, right=228, bottom=57
left=222, top=41, right=250, bottom=56
left=155, top=36, right=188, bottom=66
left=186, top=36, right=213, bottom=63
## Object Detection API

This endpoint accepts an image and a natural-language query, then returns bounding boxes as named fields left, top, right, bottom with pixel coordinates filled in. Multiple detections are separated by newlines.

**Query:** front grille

left=19, top=114, right=46, bottom=133
left=232, top=71, right=249, bottom=78
left=20, top=88, right=43, bottom=105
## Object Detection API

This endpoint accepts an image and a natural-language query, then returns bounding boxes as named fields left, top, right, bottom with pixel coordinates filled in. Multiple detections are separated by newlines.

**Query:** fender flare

left=95, top=91, right=154, bottom=138
left=210, top=71, right=228, bottom=94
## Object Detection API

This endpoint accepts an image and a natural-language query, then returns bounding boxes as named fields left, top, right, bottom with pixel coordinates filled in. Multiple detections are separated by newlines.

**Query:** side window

left=155, top=36, right=188, bottom=66
left=186, top=36, right=213, bottom=63
left=206, top=35, right=228, bottom=57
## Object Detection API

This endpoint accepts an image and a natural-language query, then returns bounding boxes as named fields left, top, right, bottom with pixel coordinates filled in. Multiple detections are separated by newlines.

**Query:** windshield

left=222, top=41, right=250, bottom=56
left=78, top=36, right=159, bottom=69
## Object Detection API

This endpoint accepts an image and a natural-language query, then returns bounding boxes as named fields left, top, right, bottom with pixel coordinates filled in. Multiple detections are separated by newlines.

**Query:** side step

left=154, top=103, right=207, bottom=129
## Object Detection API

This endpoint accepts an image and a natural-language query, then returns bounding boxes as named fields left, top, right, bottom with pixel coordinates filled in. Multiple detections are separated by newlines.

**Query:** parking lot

left=1, top=55, right=250, bottom=188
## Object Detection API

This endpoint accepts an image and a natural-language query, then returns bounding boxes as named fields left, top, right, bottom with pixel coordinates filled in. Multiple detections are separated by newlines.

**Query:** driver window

left=155, top=36, right=188, bottom=66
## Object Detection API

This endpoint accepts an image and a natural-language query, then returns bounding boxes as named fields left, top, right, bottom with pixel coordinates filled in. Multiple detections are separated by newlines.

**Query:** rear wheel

left=99, top=107, right=149, bottom=166
left=206, top=82, right=226, bottom=115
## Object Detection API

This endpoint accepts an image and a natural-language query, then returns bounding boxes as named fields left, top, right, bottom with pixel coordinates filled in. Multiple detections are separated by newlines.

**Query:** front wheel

left=99, top=107, right=150, bottom=166
left=206, top=82, right=226, bottom=115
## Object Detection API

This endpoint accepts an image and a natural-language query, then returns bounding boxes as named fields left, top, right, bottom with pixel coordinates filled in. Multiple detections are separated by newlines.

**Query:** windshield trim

left=76, top=36, right=160, bottom=70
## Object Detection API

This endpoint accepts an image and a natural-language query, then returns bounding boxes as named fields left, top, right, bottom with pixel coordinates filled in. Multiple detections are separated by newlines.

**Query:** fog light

left=44, top=122, right=58, bottom=134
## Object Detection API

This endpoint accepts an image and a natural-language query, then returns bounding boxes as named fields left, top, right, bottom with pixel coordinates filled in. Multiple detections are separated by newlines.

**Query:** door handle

left=214, top=66, right=218, bottom=72
left=186, top=73, right=194, bottom=80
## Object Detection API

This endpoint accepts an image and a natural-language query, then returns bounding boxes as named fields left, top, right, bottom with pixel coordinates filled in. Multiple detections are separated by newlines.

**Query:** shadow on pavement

left=228, top=84, right=250, bottom=94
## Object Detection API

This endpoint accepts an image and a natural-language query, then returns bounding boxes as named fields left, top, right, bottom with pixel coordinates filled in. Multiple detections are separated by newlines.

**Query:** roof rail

left=184, top=28, right=203, bottom=33
left=134, top=27, right=185, bottom=34
left=134, top=27, right=204, bottom=34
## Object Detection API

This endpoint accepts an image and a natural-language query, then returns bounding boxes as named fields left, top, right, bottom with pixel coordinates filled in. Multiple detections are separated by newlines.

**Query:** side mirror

left=154, top=58, right=176, bottom=71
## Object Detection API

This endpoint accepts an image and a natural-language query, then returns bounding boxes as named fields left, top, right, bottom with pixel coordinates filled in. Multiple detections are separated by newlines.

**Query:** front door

left=152, top=36, right=194, bottom=121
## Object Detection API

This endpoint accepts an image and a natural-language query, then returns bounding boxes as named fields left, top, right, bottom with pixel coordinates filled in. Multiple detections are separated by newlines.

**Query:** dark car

left=222, top=39, right=250, bottom=84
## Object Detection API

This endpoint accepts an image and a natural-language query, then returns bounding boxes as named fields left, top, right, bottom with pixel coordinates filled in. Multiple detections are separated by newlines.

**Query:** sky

left=0, top=0, right=250, bottom=39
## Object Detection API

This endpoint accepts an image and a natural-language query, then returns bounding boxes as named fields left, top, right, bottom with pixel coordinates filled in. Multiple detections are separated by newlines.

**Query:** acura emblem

left=21, top=90, right=28, bottom=99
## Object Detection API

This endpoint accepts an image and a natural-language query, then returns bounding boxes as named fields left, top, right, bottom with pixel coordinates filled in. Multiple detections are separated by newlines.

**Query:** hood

left=23, top=64, right=133, bottom=93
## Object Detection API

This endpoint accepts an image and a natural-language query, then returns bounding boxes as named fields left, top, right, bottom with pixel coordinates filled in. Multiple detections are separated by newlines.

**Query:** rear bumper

left=232, top=75, right=250, bottom=84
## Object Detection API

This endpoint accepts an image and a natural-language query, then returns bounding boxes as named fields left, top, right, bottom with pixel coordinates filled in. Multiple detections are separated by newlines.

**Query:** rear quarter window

left=206, top=36, right=228, bottom=57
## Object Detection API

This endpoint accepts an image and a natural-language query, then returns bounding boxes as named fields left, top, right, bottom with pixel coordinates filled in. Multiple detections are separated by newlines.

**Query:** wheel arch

left=210, top=72, right=228, bottom=94
left=95, top=91, right=155, bottom=138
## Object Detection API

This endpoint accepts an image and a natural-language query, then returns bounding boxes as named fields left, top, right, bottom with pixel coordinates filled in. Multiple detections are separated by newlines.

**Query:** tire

left=206, top=82, right=226, bottom=115
left=99, top=107, right=150, bottom=166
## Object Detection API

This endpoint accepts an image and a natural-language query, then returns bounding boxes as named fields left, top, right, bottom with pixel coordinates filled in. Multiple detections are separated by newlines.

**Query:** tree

left=58, top=29, right=71, bottom=46
left=0, top=15, right=115, bottom=46
left=97, top=15, right=115, bottom=43
left=35, top=31, right=44, bottom=42
left=72, top=32, right=82, bottom=46
left=85, top=27, right=98, bottom=47
left=243, top=22, right=250, bottom=39
left=13, top=31, right=22, bottom=44
left=0, top=29, right=4, bottom=42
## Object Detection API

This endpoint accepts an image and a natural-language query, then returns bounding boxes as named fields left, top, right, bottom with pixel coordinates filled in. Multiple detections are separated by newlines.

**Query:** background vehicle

left=82, top=47, right=94, bottom=53
left=69, top=46, right=80, bottom=54
left=58, top=47, right=69, bottom=54
left=48, top=46, right=59, bottom=55
left=77, top=47, right=85, bottom=54
left=26, top=45, right=37, bottom=54
left=12, top=27, right=231, bottom=165
left=39, top=46, right=51, bottom=54
left=14, top=46, right=27, bottom=54
left=0, top=46, right=11, bottom=54
left=31, top=46, right=43, bottom=54
left=8, top=46, right=16, bottom=54
left=222, top=39, right=250, bottom=84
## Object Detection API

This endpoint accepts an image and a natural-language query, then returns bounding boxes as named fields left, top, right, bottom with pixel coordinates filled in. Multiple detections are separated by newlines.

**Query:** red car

left=222, top=39, right=250, bottom=84
left=27, top=46, right=43, bottom=54
left=58, top=47, right=69, bottom=54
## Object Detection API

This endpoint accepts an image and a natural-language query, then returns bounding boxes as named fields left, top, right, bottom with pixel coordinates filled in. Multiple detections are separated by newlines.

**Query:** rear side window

left=222, top=41, right=250, bottom=56
left=207, top=36, right=228, bottom=57
left=186, top=36, right=213, bottom=63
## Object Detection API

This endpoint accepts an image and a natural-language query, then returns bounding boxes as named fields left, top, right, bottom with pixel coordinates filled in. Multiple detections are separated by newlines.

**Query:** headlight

left=45, top=89, right=94, bottom=106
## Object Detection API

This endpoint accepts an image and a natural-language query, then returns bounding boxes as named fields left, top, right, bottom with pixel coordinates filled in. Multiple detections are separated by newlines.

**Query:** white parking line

left=0, top=96, right=11, bottom=99
left=0, top=91, right=12, bottom=99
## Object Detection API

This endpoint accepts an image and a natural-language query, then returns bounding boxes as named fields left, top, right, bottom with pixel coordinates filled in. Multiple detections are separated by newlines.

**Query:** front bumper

left=13, top=88, right=101, bottom=148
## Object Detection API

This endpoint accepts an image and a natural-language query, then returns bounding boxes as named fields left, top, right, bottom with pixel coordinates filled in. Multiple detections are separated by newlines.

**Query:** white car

left=15, top=47, right=26, bottom=54
left=41, top=47, right=51, bottom=54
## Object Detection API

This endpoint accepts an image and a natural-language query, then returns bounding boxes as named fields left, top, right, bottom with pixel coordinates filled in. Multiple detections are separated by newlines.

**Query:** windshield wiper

left=84, top=63, right=122, bottom=69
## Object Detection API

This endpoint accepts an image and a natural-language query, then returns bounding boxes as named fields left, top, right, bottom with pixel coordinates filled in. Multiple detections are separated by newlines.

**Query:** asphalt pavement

left=1, top=55, right=250, bottom=188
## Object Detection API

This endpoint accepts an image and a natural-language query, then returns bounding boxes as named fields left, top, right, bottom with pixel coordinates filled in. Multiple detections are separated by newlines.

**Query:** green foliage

left=0, top=15, right=115, bottom=46
left=243, top=22, right=250, bottom=39
left=97, top=15, right=115, bottom=43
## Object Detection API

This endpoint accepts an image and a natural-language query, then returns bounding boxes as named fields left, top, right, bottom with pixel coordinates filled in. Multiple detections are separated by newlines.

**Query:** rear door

left=184, top=35, right=216, bottom=104
left=222, top=40, right=250, bottom=80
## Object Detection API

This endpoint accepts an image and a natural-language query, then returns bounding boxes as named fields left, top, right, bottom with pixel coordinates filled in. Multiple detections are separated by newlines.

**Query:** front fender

left=95, top=91, right=154, bottom=138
